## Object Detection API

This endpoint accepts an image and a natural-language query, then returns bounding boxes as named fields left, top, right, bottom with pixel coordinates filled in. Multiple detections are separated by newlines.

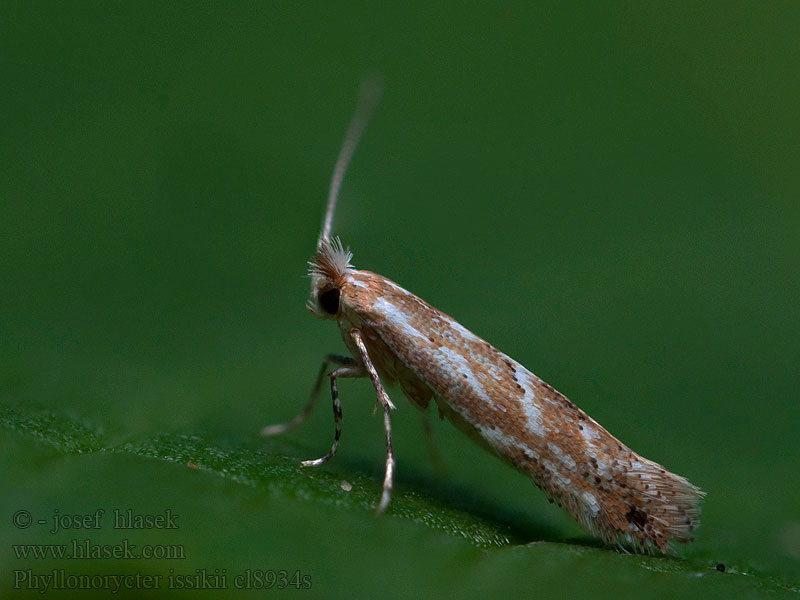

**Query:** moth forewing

left=330, top=260, right=703, bottom=553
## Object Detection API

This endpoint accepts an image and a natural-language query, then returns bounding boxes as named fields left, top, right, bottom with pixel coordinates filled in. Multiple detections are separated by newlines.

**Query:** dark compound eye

left=319, top=288, right=340, bottom=315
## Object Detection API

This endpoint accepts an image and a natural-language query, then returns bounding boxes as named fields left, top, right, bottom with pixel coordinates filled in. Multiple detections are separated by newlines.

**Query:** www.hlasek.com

left=13, top=569, right=312, bottom=593
left=13, top=538, right=185, bottom=560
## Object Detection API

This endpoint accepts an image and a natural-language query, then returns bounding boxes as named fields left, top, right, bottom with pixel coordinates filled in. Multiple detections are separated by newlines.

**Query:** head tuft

left=307, top=238, right=353, bottom=319
left=309, top=237, right=353, bottom=285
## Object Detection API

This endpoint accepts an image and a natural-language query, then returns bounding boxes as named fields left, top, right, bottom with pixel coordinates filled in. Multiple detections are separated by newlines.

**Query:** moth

left=263, top=82, right=704, bottom=553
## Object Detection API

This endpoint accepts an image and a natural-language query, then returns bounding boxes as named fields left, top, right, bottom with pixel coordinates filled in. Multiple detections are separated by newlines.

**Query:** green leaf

left=2, top=406, right=796, bottom=598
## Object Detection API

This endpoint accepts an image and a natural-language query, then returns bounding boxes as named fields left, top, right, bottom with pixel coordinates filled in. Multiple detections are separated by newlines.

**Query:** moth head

left=307, top=237, right=353, bottom=320
left=308, top=81, right=379, bottom=319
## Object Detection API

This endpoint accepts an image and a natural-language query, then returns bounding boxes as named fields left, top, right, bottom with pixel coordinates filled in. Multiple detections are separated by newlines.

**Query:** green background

left=2, top=2, right=798, bottom=598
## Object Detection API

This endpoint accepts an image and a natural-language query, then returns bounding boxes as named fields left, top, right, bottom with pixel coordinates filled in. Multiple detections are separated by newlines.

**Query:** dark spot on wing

left=626, top=506, right=648, bottom=529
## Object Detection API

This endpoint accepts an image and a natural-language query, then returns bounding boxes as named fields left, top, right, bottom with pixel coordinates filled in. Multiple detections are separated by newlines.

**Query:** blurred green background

left=2, top=2, right=799, bottom=598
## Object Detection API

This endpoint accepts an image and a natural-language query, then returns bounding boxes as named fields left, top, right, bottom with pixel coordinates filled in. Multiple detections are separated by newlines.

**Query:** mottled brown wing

left=338, top=269, right=703, bottom=552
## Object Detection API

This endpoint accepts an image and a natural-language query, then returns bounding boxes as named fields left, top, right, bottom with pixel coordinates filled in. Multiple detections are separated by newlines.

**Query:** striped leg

left=261, top=354, right=356, bottom=437
left=350, top=329, right=396, bottom=514
left=301, top=363, right=361, bottom=467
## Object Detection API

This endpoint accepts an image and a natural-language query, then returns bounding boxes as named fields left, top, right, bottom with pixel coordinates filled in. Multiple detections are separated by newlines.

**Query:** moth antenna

left=318, top=77, right=383, bottom=250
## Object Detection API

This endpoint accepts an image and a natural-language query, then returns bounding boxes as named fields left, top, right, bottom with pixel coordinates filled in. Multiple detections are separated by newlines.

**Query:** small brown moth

left=263, top=82, right=704, bottom=553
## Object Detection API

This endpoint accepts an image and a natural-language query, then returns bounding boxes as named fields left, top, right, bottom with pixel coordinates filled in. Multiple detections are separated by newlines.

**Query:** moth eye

left=319, top=288, right=340, bottom=315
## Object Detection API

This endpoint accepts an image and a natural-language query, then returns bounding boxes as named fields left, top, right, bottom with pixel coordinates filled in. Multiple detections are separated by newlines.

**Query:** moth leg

left=376, top=400, right=395, bottom=514
left=350, top=329, right=396, bottom=514
left=300, top=363, right=363, bottom=467
left=421, top=411, right=447, bottom=475
left=261, top=354, right=356, bottom=437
